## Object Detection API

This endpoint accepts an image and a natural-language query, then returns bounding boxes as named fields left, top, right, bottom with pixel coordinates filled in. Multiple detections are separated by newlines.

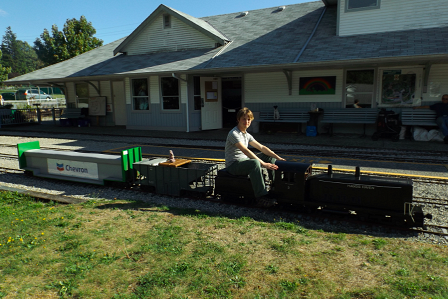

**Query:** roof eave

left=6, top=54, right=448, bottom=86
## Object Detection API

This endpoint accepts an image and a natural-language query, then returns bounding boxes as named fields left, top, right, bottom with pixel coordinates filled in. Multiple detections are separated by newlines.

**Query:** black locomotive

left=215, top=161, right=430, bottom=227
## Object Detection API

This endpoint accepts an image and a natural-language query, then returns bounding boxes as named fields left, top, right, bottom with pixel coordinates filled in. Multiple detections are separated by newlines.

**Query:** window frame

left=344, top=69, right=376, bottom=108
left=131, top=78, right=150, bottom=112
left=163, top=14, right=171, bottom=29
left=75, top=83, right=89, bottom=108
left=193, top=76, right=201, bottom=111
left=160, top=77, right=180, bottom=111
left=345, top=0, right=380, bottom=12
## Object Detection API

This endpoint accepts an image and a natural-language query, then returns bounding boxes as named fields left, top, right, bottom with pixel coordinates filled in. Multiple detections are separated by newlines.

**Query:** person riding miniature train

left=225, top=107, right=286, bottom=207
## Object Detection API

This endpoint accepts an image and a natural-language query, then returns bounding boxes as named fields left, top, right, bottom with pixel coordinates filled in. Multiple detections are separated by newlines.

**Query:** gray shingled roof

left=6, top=1, right=448, bottom=84
left=7, top=38, right=126, bottom=82
left=298, top=6, right=448, bottom=63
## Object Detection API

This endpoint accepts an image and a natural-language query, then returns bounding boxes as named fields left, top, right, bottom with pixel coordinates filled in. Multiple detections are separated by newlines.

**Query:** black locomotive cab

left=270, top=161, right=312, bottom=204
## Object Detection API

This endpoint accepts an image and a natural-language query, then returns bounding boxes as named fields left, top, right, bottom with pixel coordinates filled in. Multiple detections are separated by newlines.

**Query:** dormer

left=322, top=0, right=448, bottom=37
left=114, top=4, right=230, bottom=56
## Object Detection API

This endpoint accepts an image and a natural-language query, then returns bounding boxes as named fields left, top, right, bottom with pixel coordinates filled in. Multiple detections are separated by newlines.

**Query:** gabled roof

left=113, top=4, right=230, bottom=55
left=6, top=1, right=448, bottom=85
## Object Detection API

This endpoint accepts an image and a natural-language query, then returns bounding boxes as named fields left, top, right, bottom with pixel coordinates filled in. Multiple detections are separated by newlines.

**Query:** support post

left=283, top=70, right=292, bottom=95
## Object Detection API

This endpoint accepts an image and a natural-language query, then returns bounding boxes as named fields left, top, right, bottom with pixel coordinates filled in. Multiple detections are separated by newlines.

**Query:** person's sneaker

left=444, top=136, right=448, bottom=144
left=256, top=195, right=277, bottom=208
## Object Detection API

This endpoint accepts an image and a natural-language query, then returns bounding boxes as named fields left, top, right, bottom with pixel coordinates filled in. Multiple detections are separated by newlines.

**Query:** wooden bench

left=60, top=108, right=84, bottom=119
left=401, top=108, right=437, bottom=127
left=60, top=108, right=89, bottom=127
left=321, top=108, right=378, bottom=137
left=258, top=108, right=310, bottom=133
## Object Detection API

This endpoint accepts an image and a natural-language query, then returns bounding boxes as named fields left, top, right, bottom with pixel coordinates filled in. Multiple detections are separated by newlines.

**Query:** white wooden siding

left=245, top=70, right=343, bottom=103
left=100, top=81, right=112, bottom=104
left=339, top=0, right=448, bottom=36
left=427, top=64, right=448, bottom=102
left=88, top=82, right=100, bottom=96
left=180, top=74, right=188, bottom=104
left=125, top=13, right=217, bottom=55
left=149, top=76, right=160, bottom=104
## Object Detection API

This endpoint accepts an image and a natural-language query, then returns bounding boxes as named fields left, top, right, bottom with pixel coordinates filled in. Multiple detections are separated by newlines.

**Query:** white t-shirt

left=225, top=126, right=255, bottom=167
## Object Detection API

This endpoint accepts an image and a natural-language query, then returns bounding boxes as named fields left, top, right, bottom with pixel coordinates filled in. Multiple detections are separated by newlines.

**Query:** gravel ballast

left=1, top=133, right=447, bottom=245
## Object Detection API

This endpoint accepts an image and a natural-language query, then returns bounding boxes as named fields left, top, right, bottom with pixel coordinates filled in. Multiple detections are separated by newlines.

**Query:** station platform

left=2, top=122, right=448, bottom=179
left=3, top=121, right=448, bottom=152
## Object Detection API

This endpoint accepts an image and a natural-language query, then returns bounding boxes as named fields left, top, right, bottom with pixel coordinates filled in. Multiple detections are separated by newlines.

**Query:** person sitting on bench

left=413, top=94, right=448, bottom=144
left=225, top=107, right=286, bottom=207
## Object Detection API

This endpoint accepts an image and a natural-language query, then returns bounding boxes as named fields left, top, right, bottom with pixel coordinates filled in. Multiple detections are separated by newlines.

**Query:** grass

left=1, top=190, right=448, bottom=298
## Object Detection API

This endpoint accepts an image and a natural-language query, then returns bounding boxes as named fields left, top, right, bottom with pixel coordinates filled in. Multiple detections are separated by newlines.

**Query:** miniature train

left=17, top=142, right=431, bottom=227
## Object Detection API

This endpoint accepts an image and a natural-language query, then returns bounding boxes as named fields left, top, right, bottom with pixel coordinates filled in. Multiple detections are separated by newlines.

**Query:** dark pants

left=436, top=116, right=448, bottom=136
left=226, top=153, right=276, bottom=198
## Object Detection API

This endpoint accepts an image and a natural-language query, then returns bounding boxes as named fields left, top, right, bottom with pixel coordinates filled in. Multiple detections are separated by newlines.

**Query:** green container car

left=133, top=159, right=217, bottom=196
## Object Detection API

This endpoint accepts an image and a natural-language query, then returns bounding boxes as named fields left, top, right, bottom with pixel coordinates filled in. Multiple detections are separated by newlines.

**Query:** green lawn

left=1, top=191, right=447, bottom=298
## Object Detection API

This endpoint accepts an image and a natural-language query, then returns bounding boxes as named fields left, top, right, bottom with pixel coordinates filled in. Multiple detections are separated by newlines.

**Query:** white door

left=378, top=67, right=423, bottom=107
left=200, top=77, right=222, bottom=130
left=112, top=81, right=127, bottom=125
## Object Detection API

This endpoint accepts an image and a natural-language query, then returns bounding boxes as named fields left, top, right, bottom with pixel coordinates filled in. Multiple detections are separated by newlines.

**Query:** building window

left=76, top=83, right=89, bottom=108
left=345, top=70, right=374, bottom=108
left=346, top=0, right=380, bottom=11
left=161, top=77, right=179, bottom=110
left=163, top=14, right=171, bottom=28
left=193, top=76, right=201, bottom=110
left=132, top=78, right=149, bottom=111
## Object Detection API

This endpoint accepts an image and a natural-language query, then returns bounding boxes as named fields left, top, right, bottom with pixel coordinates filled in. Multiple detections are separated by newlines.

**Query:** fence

left=0, top=108, right=63, bottom=128
left=0, top=98, right=66, bottom=109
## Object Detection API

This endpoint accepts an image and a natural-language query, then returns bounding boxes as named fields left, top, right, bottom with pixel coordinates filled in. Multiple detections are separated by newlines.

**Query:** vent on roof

left=238, top=11, right=249, bottom=17
left=277, top=6, right=286, bottom=11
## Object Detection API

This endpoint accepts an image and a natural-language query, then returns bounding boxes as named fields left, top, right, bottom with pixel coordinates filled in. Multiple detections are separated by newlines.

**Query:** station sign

left=47, top=159, right=99, bottom=180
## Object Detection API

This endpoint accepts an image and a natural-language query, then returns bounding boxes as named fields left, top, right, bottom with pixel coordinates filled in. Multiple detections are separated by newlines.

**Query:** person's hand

left=263, top=162, right=278, bottom=170
left=277, top=157, right=286, bottom=161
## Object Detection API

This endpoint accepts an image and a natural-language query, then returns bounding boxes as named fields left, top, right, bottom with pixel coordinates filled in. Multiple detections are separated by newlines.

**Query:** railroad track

left=413, top=196, right=448, bottom=206
left=1, top=141, right=448, bottom=164
left=0, top=166, right=24, bottom=174
left=412, top=225, right=448, bottom=237
left=2, top=147, right=447, bottom=187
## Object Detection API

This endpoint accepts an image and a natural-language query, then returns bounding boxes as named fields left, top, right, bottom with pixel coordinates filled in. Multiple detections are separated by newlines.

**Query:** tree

left=34, top=16, right=103, bottom=66
left=1, top=27, right=42, bottom=78
left=0, top=49, right=11, bottom=82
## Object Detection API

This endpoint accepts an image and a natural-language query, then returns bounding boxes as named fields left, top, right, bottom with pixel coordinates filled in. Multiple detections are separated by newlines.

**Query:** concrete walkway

left=1, top=121, right=447, bottom=153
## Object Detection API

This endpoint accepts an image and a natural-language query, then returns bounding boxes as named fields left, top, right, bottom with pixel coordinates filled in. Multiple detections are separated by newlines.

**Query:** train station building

left=5, top=0, right=448, bottom=134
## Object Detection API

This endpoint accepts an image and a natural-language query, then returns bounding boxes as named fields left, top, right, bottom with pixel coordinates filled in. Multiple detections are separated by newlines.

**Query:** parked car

left=1, top=92, right=16, bottom=101
left=15, top=89, right=53, bottom=100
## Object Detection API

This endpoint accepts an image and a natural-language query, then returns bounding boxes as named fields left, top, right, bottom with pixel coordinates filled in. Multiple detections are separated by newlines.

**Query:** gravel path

left=1, top=133, right=447, bottom=245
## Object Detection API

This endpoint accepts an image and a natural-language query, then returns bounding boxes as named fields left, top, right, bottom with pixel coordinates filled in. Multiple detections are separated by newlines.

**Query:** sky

left=0, top=0, right=312, bottom=47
